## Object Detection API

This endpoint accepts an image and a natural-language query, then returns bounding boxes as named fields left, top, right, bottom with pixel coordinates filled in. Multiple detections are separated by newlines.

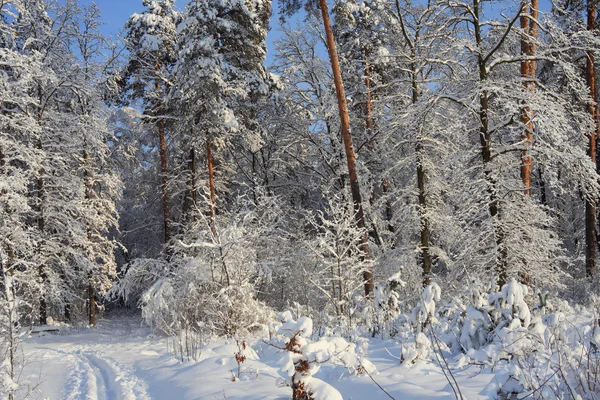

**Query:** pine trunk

left=319, top=0, right=373, bottom=296
left=517, top=0, right=538, bottom=286
left=158, top=117, right=170, bottom=245
left=520, top=0, right=538, bottom=195
left=207, top=139, right=217, bottom=237
left=183, top=147, right=198, bottom=223
left=586, top=0, right=597, bottom=279
left=155, top=72, right=171, bottom=246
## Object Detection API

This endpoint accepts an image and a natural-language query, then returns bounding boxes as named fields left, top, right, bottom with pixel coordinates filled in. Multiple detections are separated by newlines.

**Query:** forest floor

left=20, top=314, right=501, bottom=400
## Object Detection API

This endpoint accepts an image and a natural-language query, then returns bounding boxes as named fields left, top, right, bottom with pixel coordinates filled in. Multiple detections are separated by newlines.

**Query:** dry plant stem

left=429, top=326, right=464, bottom=400
left=358, top=360, right=396, bottom=400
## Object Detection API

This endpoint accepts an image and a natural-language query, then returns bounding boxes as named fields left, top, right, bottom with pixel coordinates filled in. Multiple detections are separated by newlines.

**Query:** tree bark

left=83, top=148, right=97, bottom=326
left=586, top=0, right=597, bottom=279
left=517, top=0, right=538, bottom=286
left=88, top=280, right=96, bottom=326
left=319, top=0, right=373, bottom=296
left=37, top=137, right=47, bottom=326
left=207, top=139, right=217, bottom=237
left=520, top=0, right=538, bottom=195
left=158, top=114, right=170, bottom=245
left=412, top=67, right=432, bottom=287
left=364, top=50, right=374, bottom=150
left=155, top=70, right=171, bottom=246
left=183, top=147, right=198, bottom=223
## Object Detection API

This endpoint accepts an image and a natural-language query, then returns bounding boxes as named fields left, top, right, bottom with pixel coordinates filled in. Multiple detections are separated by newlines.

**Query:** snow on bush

left=270, top=311, right=375, bottom=400
left=430, top=280, right=600, bottom=399
left=116, top=196, right=278, bottom=363
left=370, top=269, right=406, bottom=338
left=411, top=281, right=441, bottom=329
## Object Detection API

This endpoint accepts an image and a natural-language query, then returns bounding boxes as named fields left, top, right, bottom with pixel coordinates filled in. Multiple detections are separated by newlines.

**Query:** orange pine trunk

left=586, top=0, right=597, bottom=279
left=319, top=0, right=373, bottom=296
left=520, top=0, right=538, bottom=195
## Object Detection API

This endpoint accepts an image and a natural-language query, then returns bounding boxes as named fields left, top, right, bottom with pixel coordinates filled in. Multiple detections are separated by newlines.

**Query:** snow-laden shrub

left=203, top=284, right=275, bottom=337
left=445, top=278, right=533, bottom=354
left=118, top=195, right=278, bottom=345
left=369, top=270, right=406, bottom=338
left=411, top=281, right=441, bottom=330
left=432, top=280, right=600, bottom=399
left=307, top=194, right=369, bottom=333
left=392, top=282, right=442, bottom=364
left=140, top=270, right=273, bottom=338
left=270, top=311, right=375, bottom=400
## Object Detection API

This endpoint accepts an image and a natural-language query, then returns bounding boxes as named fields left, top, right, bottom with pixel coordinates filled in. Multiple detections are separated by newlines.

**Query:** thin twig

left=358, top=360, right=396, bottom=400
left=429, top=326, right=464, bottom=400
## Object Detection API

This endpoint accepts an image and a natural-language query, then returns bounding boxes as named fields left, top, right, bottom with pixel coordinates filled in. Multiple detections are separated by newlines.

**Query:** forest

left=2, top=0, right=600, bottom=398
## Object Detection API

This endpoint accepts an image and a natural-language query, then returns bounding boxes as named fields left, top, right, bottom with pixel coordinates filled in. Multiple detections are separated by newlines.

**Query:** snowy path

left=24, top=318, right=155, bottom=400
left=22, top=315, right=291, bottom=400
left=21, top=315, right=497, bottom=399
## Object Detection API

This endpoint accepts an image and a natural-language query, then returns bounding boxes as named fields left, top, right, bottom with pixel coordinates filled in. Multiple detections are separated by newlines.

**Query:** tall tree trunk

left=394, top=0, right=432, bottom=286
left=319, top=0, right=373, bottom=296
left=204, top=139, right=231, bottom=287
left=412, top=66, right=432, bottom=287
left=206, top=139, right=217, bottom=237
left=36, top=137, right=47, bottom=325
left=183, top=147, right=198, bottom=223
left=83, top=149, right=97, bottom=326
left=517, top=0, right=538, bottom=286
left=88, top=280, right=96, bottom=326
left=158, top=116, right=170, bottom=245
left=0, top=146, right=5, bottom=198
left=520, top=0, right=538, bottom=195
left=586, top=0, right=597, bottom=279
left=474, top=0, right=508, bottom=287
left=382, top=179, right=394, bottom=235
left=1, top=147, right=16, bottom=400
left=2, top=262, right=16, bottom=400
left=155, top=72, right=171, bottom=246
left=363, top=50, right=383, bottom=247
left=538, top=167, right=547, bottom=206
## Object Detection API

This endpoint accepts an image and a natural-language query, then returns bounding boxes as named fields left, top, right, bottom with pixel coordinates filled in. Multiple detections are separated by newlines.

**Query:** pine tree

left=124, top=0, right=179, bottom=246
left=171, top=0, right=270, bottom=240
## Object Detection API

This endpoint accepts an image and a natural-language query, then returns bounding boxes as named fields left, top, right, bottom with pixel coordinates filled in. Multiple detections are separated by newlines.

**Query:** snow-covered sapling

left=411, top=282, right=441, bottom=331
left=371, top=269, right=406, bottom=338
left=271, top=311, right=373, bottom=400
left=233, top=336, right=248, bottom=380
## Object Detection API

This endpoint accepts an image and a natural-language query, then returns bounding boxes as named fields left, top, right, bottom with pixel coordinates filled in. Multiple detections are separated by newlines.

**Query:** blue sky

left=78, top=0, right=141, bottom=36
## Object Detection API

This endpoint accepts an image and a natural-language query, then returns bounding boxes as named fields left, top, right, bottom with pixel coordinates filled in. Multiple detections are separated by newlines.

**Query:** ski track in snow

left=39, top=346, right=151, bottom=400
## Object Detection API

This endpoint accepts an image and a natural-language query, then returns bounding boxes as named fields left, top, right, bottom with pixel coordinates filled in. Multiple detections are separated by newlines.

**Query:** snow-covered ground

left=16, top=314, right=511, bottom=400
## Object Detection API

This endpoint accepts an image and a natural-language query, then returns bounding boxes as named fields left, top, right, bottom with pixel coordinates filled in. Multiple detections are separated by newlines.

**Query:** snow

left=17, top=314, right=543, bottom=400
